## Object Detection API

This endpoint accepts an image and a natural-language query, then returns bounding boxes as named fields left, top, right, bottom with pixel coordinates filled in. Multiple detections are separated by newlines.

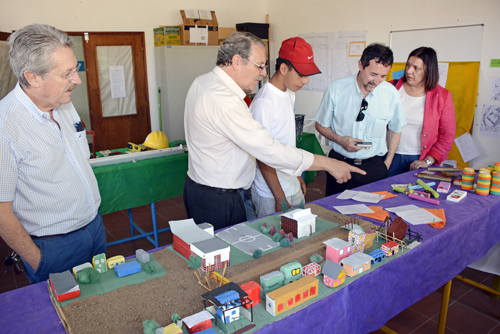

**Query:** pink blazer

left=392, top=79, right=456, bottom=165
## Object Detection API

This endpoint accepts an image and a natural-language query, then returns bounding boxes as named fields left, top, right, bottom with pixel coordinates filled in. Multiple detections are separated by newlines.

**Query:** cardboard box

left=162, top=26, right=181, bottom=45
left=179, top=10, right=218, bottom=45
left=236, top=22, right=269, bottom=40
left=154, top=26, right=181, bottom=47
left=218, top=27, right=236, bottom=44
left=154, top=27, right=165, bottom=47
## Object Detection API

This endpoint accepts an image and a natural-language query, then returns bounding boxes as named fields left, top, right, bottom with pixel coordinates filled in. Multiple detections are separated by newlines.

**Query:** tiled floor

left=1, top=171, right=499, bottom=333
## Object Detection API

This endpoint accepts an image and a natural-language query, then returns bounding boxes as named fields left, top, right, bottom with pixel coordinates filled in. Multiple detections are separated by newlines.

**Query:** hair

left=359, top=43, right=394, bottom=69
left=275, top=57, right=295, bottom=73
left=8, top=24, right=74, bottom=87
left=216, top=32, right=265, bottom=66
left=402, top=47, right=439, bottom=91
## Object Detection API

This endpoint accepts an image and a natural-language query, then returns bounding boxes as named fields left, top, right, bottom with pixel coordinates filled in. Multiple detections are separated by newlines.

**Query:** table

left=92, top=134, right=323, bottom=248
left=4, top=170, right=498, bottom=334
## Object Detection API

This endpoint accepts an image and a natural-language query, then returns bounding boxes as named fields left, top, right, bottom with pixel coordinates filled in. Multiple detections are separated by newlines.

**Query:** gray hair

left=8, top=24, right=74, bottom=87
left=216, top=32, right=265, bottom=66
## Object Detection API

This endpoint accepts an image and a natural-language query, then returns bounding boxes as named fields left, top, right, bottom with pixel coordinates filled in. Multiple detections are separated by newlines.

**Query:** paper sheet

left=189, top=26, right=208, bottom=44
left=109, top=66, right=126, bottom=99
left=333, top=204, right=374, bottom=215
left=337, top=190, right=384, bottom=203
left=438, top=63, right=449, bottom=88
left=454, top=132, right=480, bottom=163
left=184, top=9, right=200, bottom=19
left=397, top=209, right=443, bottom=225
left=199, top=10, right=212, bottom=20
left=300, top=30, right=367, bottom=92
left=491, top=77, right=500, bottom=101
left=386, top=205, right=442, bottom=225
left=386, top=205, right=421, bottom=213
left=480, top=104, right=500, bottom=138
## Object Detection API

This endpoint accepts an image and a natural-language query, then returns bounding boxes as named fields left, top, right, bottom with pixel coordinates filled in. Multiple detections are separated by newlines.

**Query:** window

left=303, top=290, right=309, bottom=298
left=288, top=298, right=293, bottom=306
left=292, top=268, right=300, bottom=276
left=295, top=294, right=301, bottom=303
left=278, top=303, right=283, bottom=312
left=347, top=246, right=351, bottom=252
left=310, top=286, right=316, bottom=295
left=339, top=249, right=344, bottom=256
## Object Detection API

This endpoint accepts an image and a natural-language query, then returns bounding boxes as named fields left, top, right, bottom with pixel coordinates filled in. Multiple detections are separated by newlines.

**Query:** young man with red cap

left=250, top=37, right=321, bottom=217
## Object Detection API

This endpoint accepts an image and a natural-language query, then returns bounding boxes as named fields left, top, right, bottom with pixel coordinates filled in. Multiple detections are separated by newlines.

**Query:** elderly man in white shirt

left=183, top=32, right=365, bottom=230
left=0, top=24, right=105, bottom=283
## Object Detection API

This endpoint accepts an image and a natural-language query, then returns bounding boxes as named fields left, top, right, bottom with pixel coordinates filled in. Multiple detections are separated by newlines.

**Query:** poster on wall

left=299, top=30, right=367, bottom=92
left=480, top=104, right=500, bottom=138
left=491, top=77, right=500, bottom=101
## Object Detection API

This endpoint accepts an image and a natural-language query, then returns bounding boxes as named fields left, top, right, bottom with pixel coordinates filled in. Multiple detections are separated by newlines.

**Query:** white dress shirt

left=315, top=74, right=406, bottom=159
left=184, top=66, right=314, bottom=190
left=0, top=84, right=101, bottom=236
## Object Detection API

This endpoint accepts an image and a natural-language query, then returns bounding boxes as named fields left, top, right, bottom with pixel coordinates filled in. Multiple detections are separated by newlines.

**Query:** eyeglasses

left=245, top=58, right=266, bottom=72
left=46, top=62, right=81, bottom=82
left=356, top=99, right=368, bottom=122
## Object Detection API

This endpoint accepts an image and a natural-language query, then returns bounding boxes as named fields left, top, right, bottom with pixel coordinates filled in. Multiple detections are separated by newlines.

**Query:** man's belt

left=190, top=177, right=241, bottom=193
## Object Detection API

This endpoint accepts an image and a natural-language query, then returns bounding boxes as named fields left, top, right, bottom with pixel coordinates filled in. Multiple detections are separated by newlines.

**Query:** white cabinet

left=154, top=45, right=219, bottom=141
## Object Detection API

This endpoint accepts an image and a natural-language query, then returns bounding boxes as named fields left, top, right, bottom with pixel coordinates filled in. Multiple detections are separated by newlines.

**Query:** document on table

left=333, top=204, right=374, bottom=215
left=337, top=190, right=384, bottom=203
left=386, top=205, right=442, bottom=225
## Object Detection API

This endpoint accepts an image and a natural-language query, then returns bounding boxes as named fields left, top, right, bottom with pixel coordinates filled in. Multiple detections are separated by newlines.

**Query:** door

left=359, top=266, right=364, bottom=274
left=83, top=33, right=150, bottom=151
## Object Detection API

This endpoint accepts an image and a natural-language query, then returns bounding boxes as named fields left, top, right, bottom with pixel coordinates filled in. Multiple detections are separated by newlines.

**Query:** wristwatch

left=425, top=159, right=432, bottom=166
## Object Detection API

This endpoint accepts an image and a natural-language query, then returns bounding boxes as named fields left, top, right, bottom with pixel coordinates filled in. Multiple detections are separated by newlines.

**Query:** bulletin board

left=389, top=25, right=483, bottom=169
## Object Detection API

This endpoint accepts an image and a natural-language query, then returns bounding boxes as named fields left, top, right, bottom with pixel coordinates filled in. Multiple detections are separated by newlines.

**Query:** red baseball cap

left=278, top=37, right=321, bottom=76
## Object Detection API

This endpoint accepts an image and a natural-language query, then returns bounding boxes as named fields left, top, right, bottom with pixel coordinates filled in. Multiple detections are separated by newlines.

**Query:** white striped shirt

left=0, top=84, right=101, bottom=236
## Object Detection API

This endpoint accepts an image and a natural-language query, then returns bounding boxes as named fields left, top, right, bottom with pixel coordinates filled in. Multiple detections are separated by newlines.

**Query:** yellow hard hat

left=143, top=131, right=169, bottom=149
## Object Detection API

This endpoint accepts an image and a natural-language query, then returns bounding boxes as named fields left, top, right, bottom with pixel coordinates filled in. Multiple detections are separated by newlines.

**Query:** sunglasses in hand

left=5, top=251, right=23, bottom=276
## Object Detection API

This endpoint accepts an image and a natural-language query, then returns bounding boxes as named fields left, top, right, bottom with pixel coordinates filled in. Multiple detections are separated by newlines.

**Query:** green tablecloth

left=296, top=132, right=325, bottom=184
left=93, top=133, right=324, bottom=215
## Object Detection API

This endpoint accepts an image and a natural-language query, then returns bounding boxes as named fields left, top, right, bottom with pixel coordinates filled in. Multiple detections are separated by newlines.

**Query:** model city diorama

left=48, top=163, right=500, bottom=333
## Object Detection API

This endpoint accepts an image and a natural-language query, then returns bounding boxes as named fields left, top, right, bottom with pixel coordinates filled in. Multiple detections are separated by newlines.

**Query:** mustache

left=66, top=85, right=77, bottom=92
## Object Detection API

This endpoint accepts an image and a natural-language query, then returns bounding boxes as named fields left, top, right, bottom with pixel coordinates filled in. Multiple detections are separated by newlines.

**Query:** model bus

left=265, top=275, right=318, bottom=316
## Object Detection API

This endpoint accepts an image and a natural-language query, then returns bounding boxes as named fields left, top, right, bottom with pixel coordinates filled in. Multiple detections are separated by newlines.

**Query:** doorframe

left=67, top=31, right=151, bottom=148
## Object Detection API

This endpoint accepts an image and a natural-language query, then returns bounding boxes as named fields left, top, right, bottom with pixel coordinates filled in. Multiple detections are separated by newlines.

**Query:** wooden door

left=83, top=32, right=150, bottom=151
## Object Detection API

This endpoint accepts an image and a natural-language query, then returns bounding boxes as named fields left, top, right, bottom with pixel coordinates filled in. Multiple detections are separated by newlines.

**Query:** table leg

left=380, top=326, right=398, bottom=334
left=437, top=280, right=452, bottom=334
left=491, top=275, right=500, bottom=300
left=151, top=202, right=159, bottom=248
left=128, top=209, right=134, bottom=236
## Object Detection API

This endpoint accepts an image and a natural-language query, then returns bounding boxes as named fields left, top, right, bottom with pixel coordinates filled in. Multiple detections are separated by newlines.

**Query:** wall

left=1, top=0, right=498, bottom=166
left=266, top=0, right=500, bottom=167
left=0, top=0, right=267, bottom=133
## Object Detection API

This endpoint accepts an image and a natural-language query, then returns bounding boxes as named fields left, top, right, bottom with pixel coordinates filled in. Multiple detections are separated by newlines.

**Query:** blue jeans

left=21, top=213, right=107, bottom=284
left=387, top=153, right=420, bottom=178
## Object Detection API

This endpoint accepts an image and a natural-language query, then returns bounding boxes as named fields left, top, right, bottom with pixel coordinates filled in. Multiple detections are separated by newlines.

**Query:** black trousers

left=183, top=176, right=247, bottom=230
left=326, top=150, right=388, bottom=197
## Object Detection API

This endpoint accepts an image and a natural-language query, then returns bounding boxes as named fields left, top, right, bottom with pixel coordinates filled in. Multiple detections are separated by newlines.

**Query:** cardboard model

left=323, top=237, right=352, bottom=264
left=339, top=252, right=372, bottom=277
left=322, top=260, right=346, bottom=288
left=170, top=219, right=230, bottom=273
left=265, top=275, right=318, bottom=316
left=281, top=208, right=317, bottom=238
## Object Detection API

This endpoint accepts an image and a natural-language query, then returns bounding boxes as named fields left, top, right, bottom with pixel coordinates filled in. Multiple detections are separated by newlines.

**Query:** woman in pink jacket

left=387, top=47, right=456, bottom=177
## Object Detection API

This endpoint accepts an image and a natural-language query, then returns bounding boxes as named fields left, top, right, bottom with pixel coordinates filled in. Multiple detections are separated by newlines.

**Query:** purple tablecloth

left=2, top=170, right=499, bottom=334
